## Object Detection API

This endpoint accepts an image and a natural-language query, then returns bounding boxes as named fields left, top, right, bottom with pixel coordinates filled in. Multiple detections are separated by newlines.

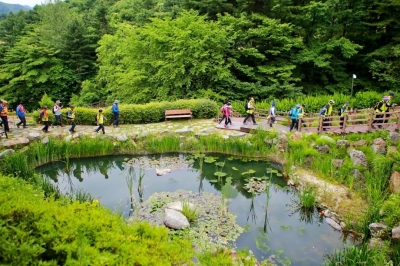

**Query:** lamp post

left=351, top=74, right=356, bottom=97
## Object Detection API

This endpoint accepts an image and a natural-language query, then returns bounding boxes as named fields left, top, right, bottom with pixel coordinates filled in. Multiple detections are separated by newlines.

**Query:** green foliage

left=324, top=244, right=389, bottom=266
left=380, top=193, right=400, bottom=228
left=0, top=175, right=194, bottom=265
left=32, top=99, right=218, bottom=125
left=38, top=93, right=54, bottom=109
left=297, top=186, right=317, bottom=209
left=181, top=200, right=198, bottom=224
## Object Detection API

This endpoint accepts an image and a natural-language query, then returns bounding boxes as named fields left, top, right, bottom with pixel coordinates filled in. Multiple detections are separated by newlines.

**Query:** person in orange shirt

left=39, top=106, right=50, bottom=133
left=0, top=100, right=10, bottom=132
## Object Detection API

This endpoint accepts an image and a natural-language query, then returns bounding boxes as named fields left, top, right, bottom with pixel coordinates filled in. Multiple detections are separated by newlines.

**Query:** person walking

left=298, top=104, right=307, bottom=128
left=289, top=104, right=301, bottom=132
left=243, top=97, right=257, bottom=125
left=384, top=91, right=397, bottom=124
left=67, top=105, right=76, bottom=133
left=16, top=102, right=27, bottom=128
left=223, top=102, right=232, bottom=128
left=373, top=96, right=390, bottom=129
left=320, top=104, right=329, bottom=131
left=112, top=100, right=120, bottom=127
left=95, top=109, right=107, bottom=134
left=52, top=100, right=64, bottom=128
left=339, top=101, right=350, bottom=129
left=269, top=101, right=277, bottom=127
left=39, top=106, right=50, bottom=133
left=219, top=101, right=229, bottom=124
left=0, top=100, right=10, bottom=132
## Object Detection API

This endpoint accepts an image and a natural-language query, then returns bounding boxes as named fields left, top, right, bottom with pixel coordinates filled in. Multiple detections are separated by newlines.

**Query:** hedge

left=32, top=99, right=218, bottom=125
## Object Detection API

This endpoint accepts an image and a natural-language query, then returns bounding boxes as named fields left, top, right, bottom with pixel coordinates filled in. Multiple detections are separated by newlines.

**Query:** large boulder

left=164, top=208, right=190, bottom=229
left=389, top=132, right=400, bottom=144
left=389, top=171, right=400, bottom=193
left=349, top=150, right=368, bottom=167
left=2, top=137, right=30, bottom=148
left=371, top=138, right=386, bottom=154
left=392, top=225, right=400, bottom=242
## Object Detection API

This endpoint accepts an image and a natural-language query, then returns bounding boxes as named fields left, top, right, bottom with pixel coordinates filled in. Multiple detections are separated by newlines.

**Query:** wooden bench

left=165, top=109, right=192, bottom=122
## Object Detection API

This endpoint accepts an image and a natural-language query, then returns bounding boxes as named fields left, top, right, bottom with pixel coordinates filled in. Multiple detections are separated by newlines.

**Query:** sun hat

left=329, top=100, right=335, bottom=104
left=383, top=96, right=389, bottom=101
left=296, top=104, right=301, bottom=108
left=56, top=100, right=61, bottom=104
left=114, top=100, right=120, bottom=104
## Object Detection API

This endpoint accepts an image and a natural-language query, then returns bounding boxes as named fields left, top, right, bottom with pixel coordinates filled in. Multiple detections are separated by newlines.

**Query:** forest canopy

left=0, top=0, right=399, bottom=110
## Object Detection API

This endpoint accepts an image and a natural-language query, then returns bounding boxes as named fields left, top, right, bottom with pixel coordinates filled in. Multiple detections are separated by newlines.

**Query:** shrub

left=0, top=175, right=194, bottom=265
left=380, top=193, right=400, bottom=228
left=32, top=99, right=218, bottom=125
left=38, top=93, right=54, bottom=110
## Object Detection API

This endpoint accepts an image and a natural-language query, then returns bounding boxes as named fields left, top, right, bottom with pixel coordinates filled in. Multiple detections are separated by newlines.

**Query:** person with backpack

left=384, top=91, right=397, bottom=124
left=269, top=101, right=277, bottom=127
left=243, top=97, right=257, bottom=125
left=289, top=104, right=301, bottom=132
left=373, top=96, right=390, bottom=129
left=39, top=106, right=50, bottom=133
left=112, top=100, right=120, bottom=128
left=319, top=104, right=330, bottom=131
left=51, top=100, right=64, bottom=128
left=95, top=109, right=107, bottom=134
left=339, top=101, right=350, bottom=129
left=16, top=102, right=27, bottom=128
left=67, top=105, right=76, bottom=133
left=0, top=100, right=10, bottom=132
left=298, top=104, right=307, bottom=128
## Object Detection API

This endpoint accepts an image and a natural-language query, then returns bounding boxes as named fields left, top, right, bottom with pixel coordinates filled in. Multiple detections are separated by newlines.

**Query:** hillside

left=0, top=1, right=31, bottom=14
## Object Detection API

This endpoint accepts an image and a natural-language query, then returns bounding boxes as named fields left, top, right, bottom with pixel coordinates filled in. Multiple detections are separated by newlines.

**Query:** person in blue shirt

left=289, top=104, right=301, bottom=132
left=269, top=101, right=277, bottom=127
left=112, top=100, right=120, bottom=127
left=16, top=102, right=27, bottom=128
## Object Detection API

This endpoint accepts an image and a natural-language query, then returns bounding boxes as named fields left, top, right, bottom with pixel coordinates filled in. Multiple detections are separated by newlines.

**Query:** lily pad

left=227, top=156, right=234, bottom=161
left=276, top=173, right=283, bottom=177
left=244, top=224, right=251, bottom=232
left=215, top=162, right=225, bottom=167
left=271, top=169, right=278, bottom=174
left=298, top=227, right=306, bottom=236
left=232, top=167, right=238, bottom=171
left=204, top=157, right=216, bottom=163
left=280, top=225, right=292, bottom=231
left=214, top=171, right=227, bottom=177
left=209, top=179, right=218, bottom=183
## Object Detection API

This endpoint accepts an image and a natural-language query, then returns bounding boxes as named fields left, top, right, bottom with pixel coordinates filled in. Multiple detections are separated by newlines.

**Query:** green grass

left=297, top=186, right=317, bottom=209
left=324, top=244, right=389, bottom=266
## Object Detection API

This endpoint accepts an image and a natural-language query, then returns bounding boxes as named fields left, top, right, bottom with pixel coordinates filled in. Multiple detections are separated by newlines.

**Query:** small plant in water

left=181, top=200, right=198, bottom=224
left=298, top=185, right=317, bottom=209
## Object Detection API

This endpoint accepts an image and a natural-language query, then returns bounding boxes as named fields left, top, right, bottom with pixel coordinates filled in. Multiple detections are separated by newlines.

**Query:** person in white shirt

left=269, top=101, right=277, bottom=127
left=51, top=100, right=65, bottom=127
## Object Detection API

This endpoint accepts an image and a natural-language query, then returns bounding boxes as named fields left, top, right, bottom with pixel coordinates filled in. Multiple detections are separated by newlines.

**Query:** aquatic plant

left=324, top=244, right=389, bottom=266
left=181, top=199, right=198, bottom=224
left=297, top=186, right=317, bottom=209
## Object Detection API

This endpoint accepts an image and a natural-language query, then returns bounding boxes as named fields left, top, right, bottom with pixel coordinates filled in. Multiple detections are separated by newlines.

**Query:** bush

left=0, top=175, right=194, bottom=265
left=380, top=193, right=400, bottom=228
left=32, top=99, right=218, bottom=125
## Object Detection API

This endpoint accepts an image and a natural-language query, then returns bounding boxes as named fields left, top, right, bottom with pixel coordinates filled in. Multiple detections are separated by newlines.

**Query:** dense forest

left=0, top=0, right=399, bottom=110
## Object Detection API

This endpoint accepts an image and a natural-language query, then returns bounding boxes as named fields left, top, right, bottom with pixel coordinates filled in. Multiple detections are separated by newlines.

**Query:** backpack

left=320, top=108, right=327, bottom=116
left=52, top=106, right=56, bottom=114
left=288, top=109, right=292, bottom=116
left=244, top=102, right=249, bottom=111
left=220, top=106, right=225, bottom=114
left=373, top=101, right=380, bottom=110
left=338, top=107, right=342, bottom=116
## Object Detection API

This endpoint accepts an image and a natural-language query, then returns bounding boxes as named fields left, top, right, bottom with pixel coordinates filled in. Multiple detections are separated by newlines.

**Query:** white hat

left=329, top=100, right=335, bottom=104
left=114, top=100, right=120, bottom=104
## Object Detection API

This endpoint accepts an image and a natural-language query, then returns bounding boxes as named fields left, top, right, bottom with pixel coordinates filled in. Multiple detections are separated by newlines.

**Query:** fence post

left=368, top=112, right=374, bottom=131
left=342, top=115, right=347, bottom=134
left=318, top=117, right=323, bottom=132
left=396, top=112, right=400, bottom=131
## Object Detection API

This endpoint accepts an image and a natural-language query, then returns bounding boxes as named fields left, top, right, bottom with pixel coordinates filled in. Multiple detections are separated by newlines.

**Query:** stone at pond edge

left=349, top=150, right=368, bottom=167
left=164, top=208, right=190, bottom=230
left=371, top=138, right=386, bottom=154
left=392, top=225, right=400, bottom=242
left=42, top=136, right=50, bottom=144
left=165, top=201, right=196, bottom=212
left=369, top=222, right=389, bottom=239
left=389, top=131, right=400, bottom=144
left=325, top=218, right=342, bottom=231
left=389, top=171, right=400, bottom=193
left=3, top=137, right=30, bottom=148
left=0, top=149, right=14, bottom=158
left=156, top=168, right=171, bottom=176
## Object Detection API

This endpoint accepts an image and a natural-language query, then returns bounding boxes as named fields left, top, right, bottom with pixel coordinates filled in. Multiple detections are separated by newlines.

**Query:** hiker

left=243, top=97, right=257, bottom=125
left=289, top=104, right=301, bottom=132
left=95, top=109, right=107, bottom=134
left=373, top=96, right=390, bottom=129
left=0, top=100, right=10, bottom=132
left=39, top=106, right=50, bottom=133
left=112, top=100, right=120, bottom=127
left=320, top=104, right=330, bottom=131
left=219, top=101, right=229, bottom=124
left=339, top=101, right=350, bottom=129
left=67, top=105, right=76, bottom=133
left=223, top=101, right=232, bottom=128
left=298, top=104, right=307, bottom=128
left=384, top=91, right=397, bottom=124
left=269, top=101, right=277, bottom=127
left=52, top=100, right=64, bottom=128
left=16, top=102, right=27, bottom=128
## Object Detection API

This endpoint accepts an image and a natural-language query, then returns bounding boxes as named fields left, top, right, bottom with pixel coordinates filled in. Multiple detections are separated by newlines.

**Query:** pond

left=37, top=154, right=351, bottom=265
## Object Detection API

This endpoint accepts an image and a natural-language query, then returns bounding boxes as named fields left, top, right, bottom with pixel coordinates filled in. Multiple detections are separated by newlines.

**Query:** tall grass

left=324, top=244, right=389, bottom=266
left=297, top=186, right=317, bottom=209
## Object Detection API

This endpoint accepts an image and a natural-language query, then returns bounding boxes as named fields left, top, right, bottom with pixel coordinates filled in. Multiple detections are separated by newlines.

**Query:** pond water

left=37, top=154, right=350, bottom=265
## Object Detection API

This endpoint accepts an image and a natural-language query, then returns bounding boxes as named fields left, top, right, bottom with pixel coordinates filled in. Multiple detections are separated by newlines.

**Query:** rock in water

left=164, top=208, right=190, bottom=229
left=156, top=168, right=172, bottom=176
left=325, top=218, right=342, bottom=231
